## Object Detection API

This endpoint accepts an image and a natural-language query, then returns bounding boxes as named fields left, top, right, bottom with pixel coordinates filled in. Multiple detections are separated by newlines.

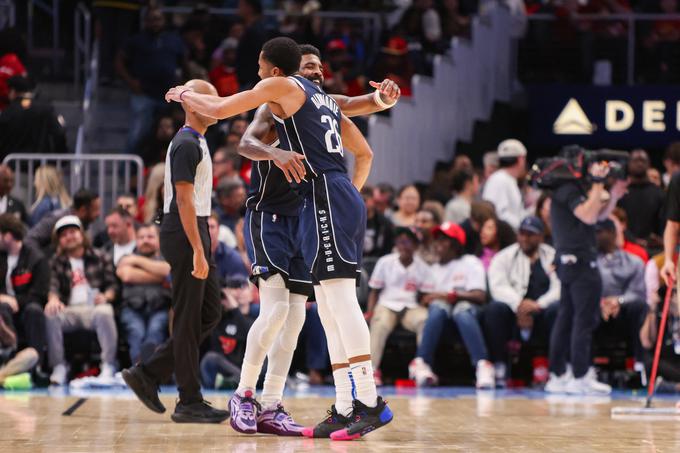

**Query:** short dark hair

left=418, top=206, right=442, bottom=224
left=262, top=37, right=302, bottom=76
left=73, top=189, right=99, bottom=210
left=138, top=222, right=159, bottom=234
left=216, top=178, right=245, bottom=198
left=106, top=206, right=132, bottom=221
left=299, top=44, right=321, bottom=59
left=360, top=184, right=374, bottom=199
left=665, top=142, right=680, bottom=166
left=0, top=213, right=26, bottom=241
left=451, top=169, right=474, bottom=194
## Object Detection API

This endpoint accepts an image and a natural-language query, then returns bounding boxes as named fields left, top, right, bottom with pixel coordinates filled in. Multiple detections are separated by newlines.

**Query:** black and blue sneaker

left=301, top=405, right=352, bottom=438
left=330, top=397, right=393, bottom=441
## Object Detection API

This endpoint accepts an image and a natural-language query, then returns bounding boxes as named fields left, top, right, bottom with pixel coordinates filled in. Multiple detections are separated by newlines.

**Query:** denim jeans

left=417, top=301, right=489, bottom=367
left=200, top=351, right=241, bottom=389
left=126, top=94, right=165, bottom=155
left=120, top=307, right=169, bottom=363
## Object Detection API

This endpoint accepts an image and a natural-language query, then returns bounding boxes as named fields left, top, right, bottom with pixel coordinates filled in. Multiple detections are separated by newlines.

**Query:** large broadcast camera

left=528, top=145, right=629, bottom=189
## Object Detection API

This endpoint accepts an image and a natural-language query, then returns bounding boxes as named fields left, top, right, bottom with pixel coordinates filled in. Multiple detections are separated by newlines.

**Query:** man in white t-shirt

left=366, top=227, right=430, bottom=385
left=408, top=222, right=495, bottom=389
left=482, top=139, right=528, bottom=230
left=104, top=207, right=137, bottom=266
left=45, top=215, right=118, bottom=385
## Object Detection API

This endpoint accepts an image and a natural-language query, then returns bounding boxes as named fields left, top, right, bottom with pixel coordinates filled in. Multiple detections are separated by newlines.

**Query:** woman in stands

left=29, top=165, right=71, bottom=226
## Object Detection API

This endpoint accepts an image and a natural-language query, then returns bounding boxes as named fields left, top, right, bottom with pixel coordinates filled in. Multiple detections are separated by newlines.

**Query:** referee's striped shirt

left=163, top=126, right=212, bottom=217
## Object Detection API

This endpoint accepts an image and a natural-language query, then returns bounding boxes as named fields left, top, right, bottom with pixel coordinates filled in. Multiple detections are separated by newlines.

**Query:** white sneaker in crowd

left=494, top=362, right=507, bottom=388
left=50, top=363, right=70, bottom=386
left=476, top=360, right=495, bottom=390
left=408, top=357, right=439, bottom=387
left=565, top=368, right=612, bottom=396
left=99, top=363, right=117, bottom=381
left=545, top=367, right=573, bottom=394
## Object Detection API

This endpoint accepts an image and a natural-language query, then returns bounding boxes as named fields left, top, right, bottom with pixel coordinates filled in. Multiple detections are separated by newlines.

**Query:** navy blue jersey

left=273, top=75, right=346, bottom=188
left=246, top=138, right=303, bottom=217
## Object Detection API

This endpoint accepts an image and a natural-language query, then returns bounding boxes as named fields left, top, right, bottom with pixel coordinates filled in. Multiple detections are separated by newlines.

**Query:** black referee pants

left=142, top=216, right=222, bottom=403
left=549, top=258, right=602, bottom=379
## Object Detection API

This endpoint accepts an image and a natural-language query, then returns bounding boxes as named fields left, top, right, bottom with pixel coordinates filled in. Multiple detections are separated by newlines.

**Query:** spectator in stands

left=662, top=142, right=680, bottom=187
left=322, top=40, right=365, bottom=97
left=594, top=219, right=648, bottom=368
left=482, top=139, right=527, bottom=230
left=93, top=1, right=141, bottom=84
left=142, top=163, right=165, bottom=224
left=0, top=76, right=67, bottom=160
left=409, top=222, right=493, bottom=388
left=0, top=214, right=49, bottom=365
left=415, top=206, right=441, bottom=265
left=0, top=30, right=27, bottom=112
left=611, top=208, right=649, bottom=263
left=479, top=217, right=517, bottom=270
left=482, top=151, right=499, bottom=186
left=617, top=150, right=665, bottom=251
left=236, top=0, right=268, bottom=89
left=26, top=189, right=101, bottom=253
left=200, top=275, right=254, bottom=389
left=210, top=37, right=240, bottom=97
left=0, top=305, right=39, bottom=387
left=483, top=216, right=560, bottom=386
left=116, top=194, right=140, bottom=222
left=362, top=186, right=395, bottom=259
left=45, top=216, right=117, bottom=385
left=117, top=224, right=171, bottom=364
left=208, top=213, right=248, bottom=284
left=535, top=192, right=553, bottom=245
left=643, top=0, right=680, bottom=83
left=116, top=7, right=187, bottom=155
left=212, top=146, right=242, bottom=187
left=104, top=207, right=137, bottom=266
left=215, top=179, right=246, bottom=232
left=371, top=37, right=414, bottom=97
left=461, top=200, right=496, bottom=256
left=30, top=165, right=71, bottom=227
left=648, top=167, right=663, bottom=188
left=367, top=227, right=429, bottom=385
left=392, top=185, right=421, bottom=227
left=439, top=0, right=471, bottom=41
left=0, top=165, right=28, bottom=224
left=373, top=183, right=396, bottom=217
left=141, top=115, right=178, bottom=166
left=399, top=0, right=442, bottom=53
left=445, top=168, right=479, bottom=224
left=181, top=14, right=209, bottom=81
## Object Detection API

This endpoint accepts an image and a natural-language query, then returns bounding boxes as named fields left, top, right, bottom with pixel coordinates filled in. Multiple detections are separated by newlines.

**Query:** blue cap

left=519, top=216, right=545, bottom=235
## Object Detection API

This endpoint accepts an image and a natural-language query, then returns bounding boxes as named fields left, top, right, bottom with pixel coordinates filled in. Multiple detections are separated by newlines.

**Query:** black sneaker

left=330, top=397, right=393, bottom=441
left=171, top=400, right=230, bottom=424
left=122, top=366, right=165, bottom=414
left=301, top=405, right=352, bottom=438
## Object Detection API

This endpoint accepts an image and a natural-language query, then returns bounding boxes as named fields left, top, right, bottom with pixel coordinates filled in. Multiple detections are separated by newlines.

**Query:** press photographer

left=534, top=147, right=629, bottom=395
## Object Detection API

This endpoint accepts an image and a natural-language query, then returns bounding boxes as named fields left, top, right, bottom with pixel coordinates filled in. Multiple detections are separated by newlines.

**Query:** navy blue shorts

left=244, top=209, right=313, bottom=296
left=299, top=172, right=366, bottom=283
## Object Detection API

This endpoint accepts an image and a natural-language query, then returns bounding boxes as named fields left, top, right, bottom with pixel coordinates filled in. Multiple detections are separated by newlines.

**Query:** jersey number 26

left=321, top=115, right=343, bottom=156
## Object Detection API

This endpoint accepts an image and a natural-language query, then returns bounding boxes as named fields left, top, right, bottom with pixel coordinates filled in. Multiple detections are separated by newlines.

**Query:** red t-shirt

left=0, top=53, right=27, bottom=111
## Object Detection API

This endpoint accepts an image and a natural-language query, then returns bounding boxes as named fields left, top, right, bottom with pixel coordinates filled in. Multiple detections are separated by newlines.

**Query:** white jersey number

left=321, top=115, right=343, bottom=156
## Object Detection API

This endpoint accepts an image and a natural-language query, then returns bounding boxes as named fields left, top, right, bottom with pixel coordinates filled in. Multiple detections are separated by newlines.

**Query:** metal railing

left=0, top=0, right=15, bottom=29
left=74, top=2, right=92, bottom=91
left=3, top=154, right=144, bottom=217
left=27, top=0, right=61, bottom=75
left=526, top=13, right=680, bottom=85
left=156, top=6, right=382, bottom=55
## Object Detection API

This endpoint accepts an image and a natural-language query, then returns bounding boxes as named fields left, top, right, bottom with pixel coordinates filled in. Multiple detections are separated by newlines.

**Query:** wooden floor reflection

left=2, top=391, right=680, bottom=452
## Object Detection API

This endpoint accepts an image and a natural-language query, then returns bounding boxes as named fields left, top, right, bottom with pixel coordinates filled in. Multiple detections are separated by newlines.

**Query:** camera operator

left=660, top=169, right=680, bottom=287
left=545, top=162, right=628, bottom=395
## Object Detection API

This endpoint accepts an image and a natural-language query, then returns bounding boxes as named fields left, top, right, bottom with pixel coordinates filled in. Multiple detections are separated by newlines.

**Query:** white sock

left=238, top=275, right=290, bottom=392
left=333, top=367, right=354, bottom=417
left=349, top=360, right=378, bottom=408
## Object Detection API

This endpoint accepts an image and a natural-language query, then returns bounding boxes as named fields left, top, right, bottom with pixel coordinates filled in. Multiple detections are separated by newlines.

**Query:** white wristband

left=373, top=89, right=397, bottom=110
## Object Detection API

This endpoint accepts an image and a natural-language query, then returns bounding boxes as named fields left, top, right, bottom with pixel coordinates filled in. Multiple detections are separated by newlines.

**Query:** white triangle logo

left=553, top=98, right=595, bottom=135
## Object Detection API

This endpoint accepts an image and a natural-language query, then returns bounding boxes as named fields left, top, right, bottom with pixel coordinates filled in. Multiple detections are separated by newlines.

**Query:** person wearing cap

left=481, top=139, right=529, bottom=230
left=483, top=216, right=560, bottom=386
left=408, top=222, right=493, bottom=388
left=45, top=215, right=118, bottom=385
left=209, top=37, right=240, bottom=97
left=367, top=226, right=430, bottom=385
left=593, top=218, right=648, bottom=371
left=546, top=160, right=628, bottom=395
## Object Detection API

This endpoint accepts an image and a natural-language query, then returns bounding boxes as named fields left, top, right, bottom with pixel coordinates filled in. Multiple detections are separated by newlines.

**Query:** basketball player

left=232, top=44, right=399, bottom=437
left=122, top=79, right=229, bottom=424
left=166, top=37, right=393, bottom=440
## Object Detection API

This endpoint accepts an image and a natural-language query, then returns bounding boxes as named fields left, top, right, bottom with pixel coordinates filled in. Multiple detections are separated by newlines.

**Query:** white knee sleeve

left=262, top=293, right=307, bottom=384
left=320, top=278, right=371, bottom=359
left=315, top=285, right=349, bottom=365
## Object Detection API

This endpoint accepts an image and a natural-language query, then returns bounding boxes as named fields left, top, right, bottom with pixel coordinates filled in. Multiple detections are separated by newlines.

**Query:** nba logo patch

left=272, top=214, right=278, bottom=223
left=253, top=265, right=269, bottom=275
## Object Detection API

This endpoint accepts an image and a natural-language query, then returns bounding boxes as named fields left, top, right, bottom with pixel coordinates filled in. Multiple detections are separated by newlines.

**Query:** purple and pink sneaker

left=257, top=404, right=304, bottom=436
left=228, top=390, right=261, bottom=434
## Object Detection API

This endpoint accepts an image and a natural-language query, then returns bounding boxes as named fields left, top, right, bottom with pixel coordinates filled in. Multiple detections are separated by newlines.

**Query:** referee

left=123, top=80, right=229, bottom=423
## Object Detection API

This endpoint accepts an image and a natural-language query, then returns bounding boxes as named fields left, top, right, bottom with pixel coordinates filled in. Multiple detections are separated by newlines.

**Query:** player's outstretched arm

left=340, top=114, right=373, bottom=191
left=238, top=104, right=306, bottom=183
left=166, top=78, right=292, bottom=120
left=331, top=79, right=400, bottom=117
